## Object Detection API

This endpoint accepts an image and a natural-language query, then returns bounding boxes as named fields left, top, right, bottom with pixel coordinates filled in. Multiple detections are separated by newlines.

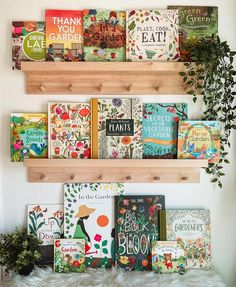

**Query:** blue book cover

left=142, top=103, right=188, bottom=158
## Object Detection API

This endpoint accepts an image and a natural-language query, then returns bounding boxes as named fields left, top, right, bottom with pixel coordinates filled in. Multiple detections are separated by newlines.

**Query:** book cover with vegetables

left=48, top=102, right=91, bottom=159
left=126, top=9, right=179, bottom=61
left=10, top=113, right=48, bottom=162
left=12, top=21, right=45, bottom=70
left=152, top=241, right=186, bottom=274
left=166, top=209, right=211, bottom=270
left=54, top=239, right=85, bottom=272
left=115, top=195, right=165, bottom=271
left=177, top=120, right=220, bottom=163
left=143, top=103, right=188, bottom=158
left=168, top=6, right=218, bottom=60
left=91, top=98, right=142, bottom=159
left=45, top=10, right=84, bottom=62
left=64, top=183, right=124, bottom=268
left=83, top=9, right=126, bottom=61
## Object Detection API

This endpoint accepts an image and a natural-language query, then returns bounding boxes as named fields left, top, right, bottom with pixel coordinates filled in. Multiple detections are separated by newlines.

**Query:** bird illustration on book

left=73, top=205, right=98, bottom=256
left=186, top=142, right=194, bottom=153
left=29, top=143, right=47, bottom=156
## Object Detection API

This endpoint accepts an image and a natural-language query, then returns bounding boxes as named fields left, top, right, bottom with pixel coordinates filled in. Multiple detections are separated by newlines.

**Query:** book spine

left=159, top=210, right=167, bottom=240
left=91, top=98, right=98, bottom=159
left=48, top=103, right=51, bottom=158
left=126, top=11, right=130, bottom=61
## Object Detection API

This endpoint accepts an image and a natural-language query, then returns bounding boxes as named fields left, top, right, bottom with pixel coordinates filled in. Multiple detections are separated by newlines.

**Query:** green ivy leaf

left=94, top=244, right=100, bottom=249
left=102, top=240, right=108, bottom=247
left=102, top=248, right=108, bottom=254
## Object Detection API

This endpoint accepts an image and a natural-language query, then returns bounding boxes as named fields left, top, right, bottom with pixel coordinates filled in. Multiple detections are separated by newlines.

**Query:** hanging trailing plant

left=180, top=35, right=236, bottom=188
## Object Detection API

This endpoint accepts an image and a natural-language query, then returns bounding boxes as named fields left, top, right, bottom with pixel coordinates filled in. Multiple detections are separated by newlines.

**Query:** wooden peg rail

left=23, top=159, right=208, bottom=183
left=21, top=62, right=189, bottom=95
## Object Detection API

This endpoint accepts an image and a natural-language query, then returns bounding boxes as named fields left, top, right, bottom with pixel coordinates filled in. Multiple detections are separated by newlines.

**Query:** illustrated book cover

left=27, top=204, right=64, bottom=265
left=48, top=102, right=91, bottom=159
left=115, top=195, right=165, bottom=271
left=45, top=10, right=84, bottom=62
left=64, top=183, right=124, bottom=268
left=126, top=9, right=179, bottom=61
left=12, top=21, right=45, bottom=70
left=177, top=120, right=221, bottom=163
left=143, top=103, right=188, bottom=158
left=168, top=6, right=218, bottom=60
left=151, top=241, right=186, bottom=274
left=91, top=98, right=142, bottom=159
left=54, top=239, right=85, bottom=272
left=83, top=9, right=126, bottom=61
left=10, top=113, right=48, bottom=162
left=166, top=209, right=211, bottom=269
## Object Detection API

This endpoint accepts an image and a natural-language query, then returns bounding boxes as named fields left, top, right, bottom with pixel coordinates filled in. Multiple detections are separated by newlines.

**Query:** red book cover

left=45, top=10, right=84, bottom=62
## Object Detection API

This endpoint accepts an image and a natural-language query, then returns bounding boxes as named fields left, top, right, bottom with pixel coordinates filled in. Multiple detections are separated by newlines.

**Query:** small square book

left=91, top=98, right=142, bottom=159
left=177, top=120, right=221, bottom=163
left=83, top=10, right=126, bottom=61
left=54, top=239, right=85, bottom=273
left=126, top=9, right=179, bottom=61
left=152, top=241, right=186, bottom=274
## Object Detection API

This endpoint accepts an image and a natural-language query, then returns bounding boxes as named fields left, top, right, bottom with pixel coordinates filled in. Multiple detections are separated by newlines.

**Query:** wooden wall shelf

left=21, top=62, right=188, bottom=95
left=24, top=159, right=208, bottom=183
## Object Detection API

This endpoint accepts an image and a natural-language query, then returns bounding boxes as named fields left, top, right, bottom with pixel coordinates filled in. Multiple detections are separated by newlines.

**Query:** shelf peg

left=126, top=175, right=132, bottom=180
left=68, top=84, right=73, bottom=92
left=98, top=175, right=103, bottom=180
left=154, top=176, right=161, bottom=181
left=98, top=84, right=103, bottom=92
left=39, top=84, right=46, bottom=92
left=127, top=84, right=132, bottom=92
left=182, top=176, right=189, bottom=181
left=70, top=174, right=75, bottom=180
left=40, top=174, right=46, bottom=181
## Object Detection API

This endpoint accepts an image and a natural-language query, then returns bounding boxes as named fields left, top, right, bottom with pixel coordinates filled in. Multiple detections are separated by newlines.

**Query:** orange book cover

left=45, top=10, right=84, bottom=62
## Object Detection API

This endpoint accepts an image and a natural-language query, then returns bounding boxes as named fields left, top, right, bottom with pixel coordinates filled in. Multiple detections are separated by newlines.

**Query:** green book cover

left=83, top=10, right=126, bottom=61
left=168, top=6, right=218, bottom=60
left=10, top=113, right=48, bottom=162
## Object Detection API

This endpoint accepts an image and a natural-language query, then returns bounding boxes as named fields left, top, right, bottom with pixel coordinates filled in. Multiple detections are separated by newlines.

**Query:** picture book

left=166, top=209, right=211, bottom=269
left=151, top=241, right=186, bottom=274
left=177, top=120, right=221, bottom=163
left=10, top=113, right=48, bottom=162
left=64, top=183, right=124, bottom=268
left=143, top=103, right=188, bottom=158
left=83, top=10, right=126, bottom=61
left=168, top=6, right=218, bottom=60
left=115, top=195, right=165, bottom=271
left=54, top=239, right=85, bottom=273
left=126, top=9, right=179, bottom=61
left=48, top=102, right=91, bottom=159
left=91, top=98, right=142, bottom=159
left=28, top=204, right=64, bottom=265
left=45, top=10, right=84, bottom=62
left=12, top=21, right=45, bottom=70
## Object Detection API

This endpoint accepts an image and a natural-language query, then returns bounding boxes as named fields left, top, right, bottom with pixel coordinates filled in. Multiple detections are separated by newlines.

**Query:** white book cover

left=27, top=204, right=64, bottom=245
left=126, top=9, right=179, bottom=61
left=64, top=183, right=124, bottom=267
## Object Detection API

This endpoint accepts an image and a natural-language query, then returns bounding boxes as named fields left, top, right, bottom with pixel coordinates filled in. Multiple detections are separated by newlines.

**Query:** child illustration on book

left=74, top=205, right=96, bottom=254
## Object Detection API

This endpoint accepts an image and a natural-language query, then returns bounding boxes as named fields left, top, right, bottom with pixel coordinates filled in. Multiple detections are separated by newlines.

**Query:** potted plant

left=0, top=228, right=42, bottom=276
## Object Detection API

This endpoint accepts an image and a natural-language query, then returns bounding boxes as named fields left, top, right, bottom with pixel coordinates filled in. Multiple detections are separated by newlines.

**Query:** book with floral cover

left=91, top=98, right=142, bottom=159
left=126, top=9, right=179, bottom=61
left=48, top=102, right=91, bottom=159
left=115, top=195, right=165, bottom=271
left=166, top=209, right=211, bottom=270
left=64, top=183, right=124, bottom=268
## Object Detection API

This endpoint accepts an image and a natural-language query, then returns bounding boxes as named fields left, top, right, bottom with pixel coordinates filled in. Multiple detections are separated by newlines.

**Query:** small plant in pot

left=0, top=228, right=42, bottom=276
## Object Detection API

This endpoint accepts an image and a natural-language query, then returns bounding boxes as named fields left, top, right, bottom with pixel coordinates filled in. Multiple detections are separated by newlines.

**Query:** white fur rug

left=2, top=266, right=225, bottom=287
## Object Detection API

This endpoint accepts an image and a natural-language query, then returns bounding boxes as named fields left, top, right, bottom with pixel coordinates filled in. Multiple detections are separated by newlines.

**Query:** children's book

left=151, top=241, right=186, bottom=274
left=91, top=98, right=142, bottom=159
left=64, top=183, right=124, bottom=268
left=48, top=102, right=91, bottom=159
left=177, top=120, right=221, bottom=163
left=45, top=10, right=84, bottom=62
left=12, top=21, right=45, bottom=70
left=115, top=195, right=165, bottom=271
left=143, top=103, right=188, bottom=158
left=168, top=6, right=218, bottom=60
left=166, top=209, right=211, bottom=270
left=27, top=204, right=64, bottom=265
left=10, top=113, right=48, bottom=162
left=126, top=9, right=179, bottom=61
left=54, top=239, right=85, bottom=272
left=83, top=10, right=126, bottom=61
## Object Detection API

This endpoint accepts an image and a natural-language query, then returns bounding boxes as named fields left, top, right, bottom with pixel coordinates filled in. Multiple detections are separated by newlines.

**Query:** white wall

left=1, top=0, right=236, bottom=286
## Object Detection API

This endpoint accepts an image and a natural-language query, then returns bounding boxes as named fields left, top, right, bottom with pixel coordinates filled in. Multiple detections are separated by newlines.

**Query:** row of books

left=27, top=183, right=211, bottom=273
left=10, top=100, right=221, bottom=162
left=12, top=6, right=218, bottom=69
